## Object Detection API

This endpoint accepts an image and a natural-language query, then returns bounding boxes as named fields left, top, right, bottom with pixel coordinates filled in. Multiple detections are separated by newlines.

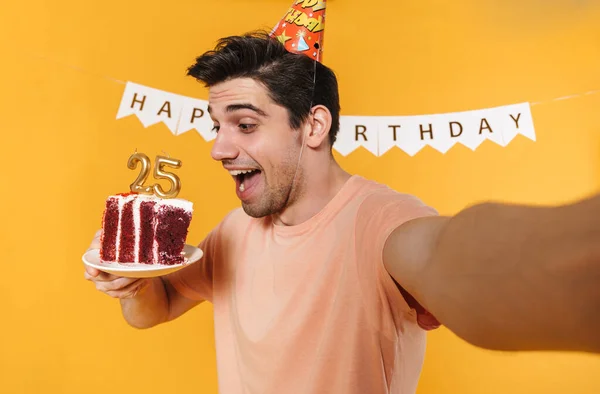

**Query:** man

left=85, top=32, right=600, bottom=393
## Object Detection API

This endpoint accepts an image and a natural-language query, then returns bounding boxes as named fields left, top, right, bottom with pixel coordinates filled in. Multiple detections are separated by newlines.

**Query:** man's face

left=208, top=78, right=305, bottom=218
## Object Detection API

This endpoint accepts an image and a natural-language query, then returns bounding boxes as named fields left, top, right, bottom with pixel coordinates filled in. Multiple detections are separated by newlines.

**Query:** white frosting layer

left=157, top=198, right=194, bottom=212
left=114, top=196, right=124, bottom=261
left=153, top=212, right=159, bottom=265
left=132, top=196, right=142, bottom=263
left=118, top=194, right=193, bottom=212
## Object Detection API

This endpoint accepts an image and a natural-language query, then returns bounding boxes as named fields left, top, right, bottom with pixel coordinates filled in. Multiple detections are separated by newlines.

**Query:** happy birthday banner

left=116, top=81, right=536, bottom=156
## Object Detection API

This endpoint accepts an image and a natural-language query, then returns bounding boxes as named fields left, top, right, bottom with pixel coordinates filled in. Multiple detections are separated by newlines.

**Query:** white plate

left=82, top=244, right=203, bottom=278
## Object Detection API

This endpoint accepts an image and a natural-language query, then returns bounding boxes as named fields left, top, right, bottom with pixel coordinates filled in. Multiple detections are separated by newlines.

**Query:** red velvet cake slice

left=99, top=193, right=193, bottom=265
left=154, top=202, right=193, bottom=265
left=99, top=196, right=119, bottom=262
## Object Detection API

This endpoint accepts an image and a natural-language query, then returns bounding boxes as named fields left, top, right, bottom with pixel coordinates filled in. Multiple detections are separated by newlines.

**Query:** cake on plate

left=99, top=193, right=193, bottom=265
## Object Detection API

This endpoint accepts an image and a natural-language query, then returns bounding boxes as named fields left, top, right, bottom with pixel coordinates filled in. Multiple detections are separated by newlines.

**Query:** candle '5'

left=153, top=156, right=182, bottom=199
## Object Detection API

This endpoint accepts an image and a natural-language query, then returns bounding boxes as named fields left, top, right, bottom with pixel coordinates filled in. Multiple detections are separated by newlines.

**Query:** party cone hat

left=270, top=0, right=327, bottom=62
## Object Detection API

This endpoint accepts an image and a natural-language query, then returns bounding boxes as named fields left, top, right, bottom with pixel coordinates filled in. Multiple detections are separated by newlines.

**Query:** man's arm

left=119, top=276, right=202, bottom=329
left=383, top=194, right=600, bottom=353
left=85, top=231, right=204, bottom=329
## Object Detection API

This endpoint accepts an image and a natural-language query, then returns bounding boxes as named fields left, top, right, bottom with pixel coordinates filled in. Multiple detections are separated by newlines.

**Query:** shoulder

left=211, top=206, right=268, bottom=239
left=352, top=176, right=438, bottom=219
left=211, top=207, right=248, bottom=237
left=349, top=177, right=439, bottom=257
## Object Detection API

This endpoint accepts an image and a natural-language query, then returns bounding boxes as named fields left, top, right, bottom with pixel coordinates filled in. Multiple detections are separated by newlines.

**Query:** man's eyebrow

left=226, top=103, right=268, bottom=117
left=206, top=103, right=268, bottom=118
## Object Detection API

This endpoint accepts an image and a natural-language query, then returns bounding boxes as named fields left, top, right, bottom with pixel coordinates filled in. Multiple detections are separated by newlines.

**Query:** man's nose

left=211, top=129, right=240, bottom=162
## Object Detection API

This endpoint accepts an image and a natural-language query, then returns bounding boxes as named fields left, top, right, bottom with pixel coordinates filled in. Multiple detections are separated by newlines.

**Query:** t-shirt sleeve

left=355, top=190, right=441, bottom=333
left=164, top=218, right=225, bottom=303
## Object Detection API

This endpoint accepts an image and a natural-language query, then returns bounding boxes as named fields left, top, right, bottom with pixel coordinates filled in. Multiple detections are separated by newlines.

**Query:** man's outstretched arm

left=383, top=194, right=600, bottom=353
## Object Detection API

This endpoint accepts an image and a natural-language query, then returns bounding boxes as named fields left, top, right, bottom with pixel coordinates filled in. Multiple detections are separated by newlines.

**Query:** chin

left=241, top=203, right=270, bottom=218
left=241, top=196, right=286, bottom=218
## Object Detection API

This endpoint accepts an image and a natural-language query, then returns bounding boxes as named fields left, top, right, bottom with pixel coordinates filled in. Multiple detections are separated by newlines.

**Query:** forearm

left=120, top=277, right=170, bottom=329
left=423, top=194, right=600, bottom=352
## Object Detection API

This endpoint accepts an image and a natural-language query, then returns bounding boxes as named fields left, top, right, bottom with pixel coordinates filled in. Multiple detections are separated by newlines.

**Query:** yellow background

left=1, top=0, right=599, bottom=393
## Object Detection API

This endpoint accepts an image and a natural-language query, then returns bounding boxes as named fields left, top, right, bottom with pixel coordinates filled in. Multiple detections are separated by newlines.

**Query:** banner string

left=13, top=47, right=600, bottom=110
left=530, top=89, right=600, bottom=106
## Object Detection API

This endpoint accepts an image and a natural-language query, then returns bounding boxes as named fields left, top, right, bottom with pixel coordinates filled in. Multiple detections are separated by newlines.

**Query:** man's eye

left=239, top=124, right=257, bottom=132
left=212, top=125, right=220, bottom=133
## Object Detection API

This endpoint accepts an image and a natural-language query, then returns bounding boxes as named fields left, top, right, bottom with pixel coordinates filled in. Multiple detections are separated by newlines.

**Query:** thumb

left=88, top=230, right=102, bottom=250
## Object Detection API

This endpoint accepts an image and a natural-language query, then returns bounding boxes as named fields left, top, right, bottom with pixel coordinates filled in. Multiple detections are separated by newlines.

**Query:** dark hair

left=186, top=31, right=341, bottom=147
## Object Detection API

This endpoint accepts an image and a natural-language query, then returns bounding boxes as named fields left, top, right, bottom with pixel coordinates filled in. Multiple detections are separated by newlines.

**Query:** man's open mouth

left=229, top=169, right=262, bottom=193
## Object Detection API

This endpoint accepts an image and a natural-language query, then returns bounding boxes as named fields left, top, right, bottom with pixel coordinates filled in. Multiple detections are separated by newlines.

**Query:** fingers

left=84, top=265, right=118, bottom=282
left=95, top=276, right=139, bottom=293
left=84, top=266, right=150, bottom=299
left=84, top=265, right=100, bottom=278
left=83, top=228, right=150, bottom=299
left=105, top=279, right=150, bottom=299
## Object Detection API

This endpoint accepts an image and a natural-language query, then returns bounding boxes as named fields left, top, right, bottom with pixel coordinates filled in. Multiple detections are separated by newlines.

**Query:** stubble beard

left=242, top=160, right=303, bottom=219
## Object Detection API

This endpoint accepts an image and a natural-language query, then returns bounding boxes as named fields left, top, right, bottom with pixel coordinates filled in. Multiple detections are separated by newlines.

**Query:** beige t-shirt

left=167, top=175, right=440, bottom=394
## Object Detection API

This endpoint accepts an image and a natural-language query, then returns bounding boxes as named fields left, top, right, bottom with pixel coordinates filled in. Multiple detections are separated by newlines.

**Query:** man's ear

left=305, top=105, right=332, bottom=149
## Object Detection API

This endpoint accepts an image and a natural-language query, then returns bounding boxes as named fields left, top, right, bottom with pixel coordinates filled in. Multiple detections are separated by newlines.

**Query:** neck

left=272, top=155, right=351, bottom=226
